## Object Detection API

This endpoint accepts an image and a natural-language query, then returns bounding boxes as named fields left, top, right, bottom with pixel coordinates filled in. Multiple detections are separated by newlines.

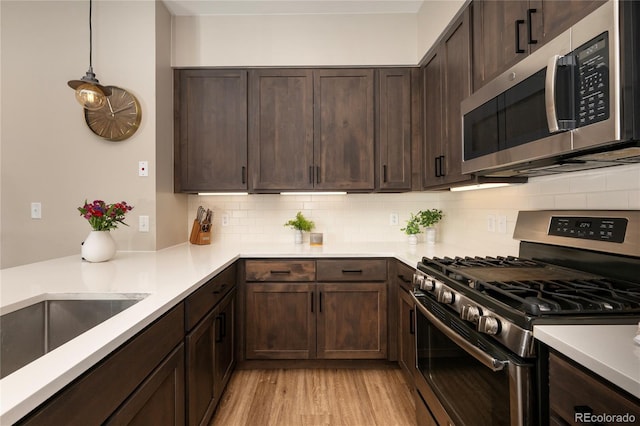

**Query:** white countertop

left=0, top=240, right=478, bottom=424
left=2, top=241, right=638, bottom=423
left=534, top=324, right=640, bottom=399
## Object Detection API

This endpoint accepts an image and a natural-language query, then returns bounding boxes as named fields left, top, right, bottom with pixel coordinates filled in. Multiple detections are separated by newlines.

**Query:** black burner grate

left=419, top=256, right=640, bottom=316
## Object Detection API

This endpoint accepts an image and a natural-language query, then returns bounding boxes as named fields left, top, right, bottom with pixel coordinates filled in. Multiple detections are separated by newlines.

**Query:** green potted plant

left=284, top=211, right=315, bottom=244
left=401, top=209, right=444, bottom=245
left=419, top=209, right=443, bottom=244
left=401, top=212, right=423, bottom=245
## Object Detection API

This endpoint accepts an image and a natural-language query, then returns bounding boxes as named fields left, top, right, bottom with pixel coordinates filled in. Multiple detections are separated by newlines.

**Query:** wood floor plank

left=211, top=368, right=415, bottom=426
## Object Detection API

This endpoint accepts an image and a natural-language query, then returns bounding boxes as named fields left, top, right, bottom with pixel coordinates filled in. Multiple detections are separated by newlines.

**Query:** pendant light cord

left=89, top=0, right=93, bottom=70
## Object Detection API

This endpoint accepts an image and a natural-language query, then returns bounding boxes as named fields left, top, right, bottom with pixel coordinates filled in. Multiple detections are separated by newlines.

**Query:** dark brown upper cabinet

left=248, top=69, right=314, bottom=192
left=174, top=69, right=248, bottom=192
left=376, top=68, right=412, bottom=192
left=314, top=69, right=375, bottom=191
left=471, top=0, right=606, bottom=91
left=422, top=8, right=474, bottom=189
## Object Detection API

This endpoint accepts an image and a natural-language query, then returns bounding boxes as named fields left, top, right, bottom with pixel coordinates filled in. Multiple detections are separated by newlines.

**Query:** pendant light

left=67, top=0, right=111, bottom=110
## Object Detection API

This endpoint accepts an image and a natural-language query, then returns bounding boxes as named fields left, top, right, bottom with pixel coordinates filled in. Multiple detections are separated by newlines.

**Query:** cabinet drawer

left=395, top=261, right=415, bottom=292
left=185, top=263, right=236, bottom=331
left=549, top=351, right=640, bottom=423
left=317, top=259, right=387, bottom=281
left=245, top=260, right=316, bottom=282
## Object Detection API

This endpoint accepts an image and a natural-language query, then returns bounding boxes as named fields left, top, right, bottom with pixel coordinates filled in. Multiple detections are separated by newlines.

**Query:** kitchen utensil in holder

left=190, top=219, right=211, bottom=245
left=190, top=206, right=212, bottom=245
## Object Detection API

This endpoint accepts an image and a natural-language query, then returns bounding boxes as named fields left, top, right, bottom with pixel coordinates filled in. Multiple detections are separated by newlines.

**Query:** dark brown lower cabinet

left=244, top=263, right=388, bottom=361
left=316, top=282, right=387, bottom=359
left=245, top=283, right=316, bottom=360
left=395, top=261, right=416, bottom=383
left=186, top=289, right=236, bottom=426
left=18, top=305, right=185, bottom=425
left=105, top=344, right=185, bottom=426
left=548, top=350, right=640, bottom=424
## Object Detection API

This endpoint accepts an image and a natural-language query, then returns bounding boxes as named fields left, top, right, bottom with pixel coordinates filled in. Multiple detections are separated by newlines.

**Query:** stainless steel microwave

left=461, top=0, right=640, bottom=178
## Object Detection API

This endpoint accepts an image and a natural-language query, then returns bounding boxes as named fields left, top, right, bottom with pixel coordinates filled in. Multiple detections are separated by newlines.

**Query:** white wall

left=416, top=0, right=466, bottom=62
left=190, top=164, right=640, bottom=256
left=172, top=13, right=418, bottom=67
left=0, top=1, right=173, bottom=268
left=156, top=1, right=188, bottom=249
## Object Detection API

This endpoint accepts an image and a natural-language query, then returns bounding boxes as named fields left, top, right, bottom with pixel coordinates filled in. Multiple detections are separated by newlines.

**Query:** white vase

left=294, top=230, right=303, bottom=244
left=82, top=230, right=117, bottom=262
left=407, top=234, right=418, bottom=245
left=425, top=227, right=437, bottom=245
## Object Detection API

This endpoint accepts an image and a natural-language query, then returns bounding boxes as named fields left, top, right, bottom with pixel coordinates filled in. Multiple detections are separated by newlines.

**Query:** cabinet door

left=316, top=283, right=387, bottom=359
left=398, top=288, right=416, bottom=382
left=175, top=69, right=248, bottom=192
left=105, top=344, right=185, bottom=426
left=528, top=0, right=606, bottom=54
left=249, top=69, right=314, bottom=191
left=441, top=9, right=473, bottom=186
left=213, top=290, right=235, bottom=402
left=377, top=68, right=412, bottom=191
left=186, top=310, right=216, bottom=426
left=314, top=69, right=375, bottom=191
left=422, top=50, right=444, bottom=188
left=245, top=283, right=316, bottom=359
left=471, top=1, right=529, bottom=90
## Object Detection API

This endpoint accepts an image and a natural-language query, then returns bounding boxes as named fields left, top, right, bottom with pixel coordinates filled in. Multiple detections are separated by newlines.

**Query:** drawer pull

left=212, top=284, right=227, bottom=295
left=342, top=269, right=363, bottom=274
left=270, top=270, right=292, bottom=274
left=397, top=274, right=411, bottom=284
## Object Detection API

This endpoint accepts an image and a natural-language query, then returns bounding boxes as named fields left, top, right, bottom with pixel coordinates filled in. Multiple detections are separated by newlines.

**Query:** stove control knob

left=460, top=305, right=481, bottom=323
left=421, top=277, right=435, bottom=292
left=437, top=289, right=455, bottom=304
left=478, top=316, right=501, bottom=335
left=412, top=274, right=424, bottom=289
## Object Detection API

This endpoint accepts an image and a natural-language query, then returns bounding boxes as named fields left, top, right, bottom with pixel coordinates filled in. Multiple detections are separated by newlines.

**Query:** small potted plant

left=284, top=211, right=315, bottom=244
left=419, top=209, right=443, bottom=244
left=78, top=199, right=134, bottom=262
left=401, top=212, right=423, bottom=245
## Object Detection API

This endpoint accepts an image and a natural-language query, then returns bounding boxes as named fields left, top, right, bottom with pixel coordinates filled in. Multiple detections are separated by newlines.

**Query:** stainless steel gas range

left=411, top=210, right=640, bottom=426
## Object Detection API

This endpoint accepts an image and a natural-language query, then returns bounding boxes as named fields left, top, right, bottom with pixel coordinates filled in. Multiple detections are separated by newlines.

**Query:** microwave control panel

left=575, top=32, right=610, bottom=128
left=548, top=216, right=627, bottom=243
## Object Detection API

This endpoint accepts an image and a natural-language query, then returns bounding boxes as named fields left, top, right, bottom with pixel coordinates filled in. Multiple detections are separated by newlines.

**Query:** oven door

left=412, top=293, right=535, bottom=426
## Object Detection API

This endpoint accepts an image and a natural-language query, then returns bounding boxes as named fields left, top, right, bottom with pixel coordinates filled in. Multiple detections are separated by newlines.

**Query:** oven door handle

left=545, top=54, right=561, bottom=133
left=412, top=293, right=507, bottom=372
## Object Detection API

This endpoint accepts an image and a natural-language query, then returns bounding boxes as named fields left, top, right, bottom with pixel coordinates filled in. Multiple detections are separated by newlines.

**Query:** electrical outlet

left=31, top=202, right=42, bottom=219
left=390, top=212, right=399, bottom=226
left=498, top=215, right=507, bottom=234
left=487, top=215, right=496, bottom=232
left=222, top=213, right=229, bottom=227
left=139, top=215, right=150, bottom=232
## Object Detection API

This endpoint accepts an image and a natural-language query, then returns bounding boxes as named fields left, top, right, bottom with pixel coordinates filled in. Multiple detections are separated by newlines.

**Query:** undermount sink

left=0, top=294, right=147, bottom=379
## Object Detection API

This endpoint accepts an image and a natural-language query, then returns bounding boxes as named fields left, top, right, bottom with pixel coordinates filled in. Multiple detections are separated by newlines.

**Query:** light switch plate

left=31, top=202, right=42, bottom=219
left=139, top=215, right=150, bottom=232
left=497, top=215, right=507, bottom=234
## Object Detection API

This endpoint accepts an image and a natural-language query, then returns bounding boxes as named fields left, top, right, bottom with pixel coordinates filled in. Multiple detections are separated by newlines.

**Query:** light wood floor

left=211, top=368, right=416, bottom=426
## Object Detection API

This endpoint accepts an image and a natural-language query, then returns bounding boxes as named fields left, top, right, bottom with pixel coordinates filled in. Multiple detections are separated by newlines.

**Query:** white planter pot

left=81, top=230, right=117, bottom=262
left=425, top=227, right=437, bottom=245
left=407, top=234, right=418, bottom=245
left=294, top=230, right=303, bottom=244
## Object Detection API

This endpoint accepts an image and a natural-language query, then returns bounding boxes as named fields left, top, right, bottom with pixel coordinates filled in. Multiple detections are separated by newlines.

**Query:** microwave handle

left=545, top=54, right=561, bottom=133
left=411, top=293, right=507, bottom=372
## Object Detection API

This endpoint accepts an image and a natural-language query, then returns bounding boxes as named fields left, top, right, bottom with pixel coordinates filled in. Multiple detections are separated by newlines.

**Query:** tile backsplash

left=189, top=164, right=640, bottom=256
